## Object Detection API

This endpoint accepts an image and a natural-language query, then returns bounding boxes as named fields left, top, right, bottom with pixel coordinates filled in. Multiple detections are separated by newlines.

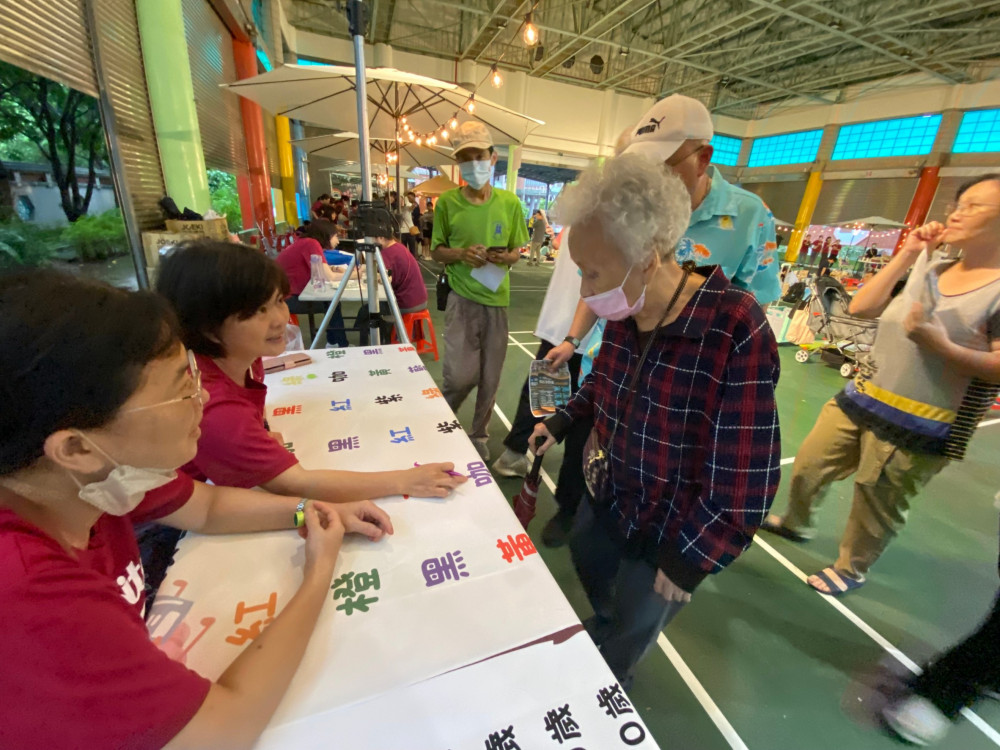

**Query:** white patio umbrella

left=222, top=64, right=544, bottom=147
left=835, top=215, right=908, bottom=229
left=413, top=174, right=459, bottom=196
left=291, top=132, right=453, bottom=169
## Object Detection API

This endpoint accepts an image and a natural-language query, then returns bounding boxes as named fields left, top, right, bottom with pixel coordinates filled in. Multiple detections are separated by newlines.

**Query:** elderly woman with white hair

left=533, top=154, right=781, bottom=687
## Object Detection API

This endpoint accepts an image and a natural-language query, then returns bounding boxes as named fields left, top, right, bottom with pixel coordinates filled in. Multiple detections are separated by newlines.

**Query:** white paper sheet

left=469, top=261, right=507, bottom=292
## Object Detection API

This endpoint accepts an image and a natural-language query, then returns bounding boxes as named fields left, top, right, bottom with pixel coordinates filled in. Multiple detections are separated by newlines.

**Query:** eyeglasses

left=123, top=349, right=203, bottom=414
left=946, top=201, right=1000, bottom=217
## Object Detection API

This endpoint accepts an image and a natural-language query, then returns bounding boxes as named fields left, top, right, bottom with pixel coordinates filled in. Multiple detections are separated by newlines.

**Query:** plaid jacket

left=546, top=266, right=781, bottom=591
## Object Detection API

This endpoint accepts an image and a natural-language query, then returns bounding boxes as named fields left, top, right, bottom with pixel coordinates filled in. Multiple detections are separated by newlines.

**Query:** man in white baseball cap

left=526, top=94, right=779, bottom=547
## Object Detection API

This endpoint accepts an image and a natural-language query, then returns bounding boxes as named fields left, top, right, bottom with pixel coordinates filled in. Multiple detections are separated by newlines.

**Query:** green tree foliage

left=208, top=168, right=242, bottom=232
left=0, top=61, right=107, bottom=222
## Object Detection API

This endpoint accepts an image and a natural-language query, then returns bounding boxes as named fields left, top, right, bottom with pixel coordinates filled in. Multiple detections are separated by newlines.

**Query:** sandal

left=759, top=515, right=811, bottom=544
left=808, top=566, right=866, bottom=596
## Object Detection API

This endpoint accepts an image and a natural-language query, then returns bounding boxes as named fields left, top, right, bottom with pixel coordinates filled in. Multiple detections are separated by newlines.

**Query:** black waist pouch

left=436, top=270, right=451, bottom=312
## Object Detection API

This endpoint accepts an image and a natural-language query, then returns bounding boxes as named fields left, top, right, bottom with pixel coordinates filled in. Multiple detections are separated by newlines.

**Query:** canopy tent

left=413, top=174, right=459, bottom=196
left=291, top=132, right=452, bottom=170
left=835, top=215, right=908, bottom=228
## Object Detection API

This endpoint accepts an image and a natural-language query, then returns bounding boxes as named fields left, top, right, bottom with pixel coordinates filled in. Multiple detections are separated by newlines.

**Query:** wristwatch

left=293, top=498, right=308, bottom=528
left=563, top=335, right=581, bottom=348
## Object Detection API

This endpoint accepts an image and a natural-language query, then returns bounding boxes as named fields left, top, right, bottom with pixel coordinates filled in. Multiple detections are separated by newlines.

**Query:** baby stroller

left=793, top=275, right=879, bottom=378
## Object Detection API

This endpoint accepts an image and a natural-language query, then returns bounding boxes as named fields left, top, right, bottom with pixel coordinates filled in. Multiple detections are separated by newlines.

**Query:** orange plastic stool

left=391, top=309, right=438, bottom=360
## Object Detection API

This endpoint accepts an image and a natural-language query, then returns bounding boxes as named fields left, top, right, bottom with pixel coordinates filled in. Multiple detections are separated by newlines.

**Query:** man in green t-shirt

left=431, top=122, right=529, bottom=460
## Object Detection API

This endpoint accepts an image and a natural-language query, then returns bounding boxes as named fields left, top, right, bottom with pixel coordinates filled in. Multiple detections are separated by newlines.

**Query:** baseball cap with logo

left=621, top=94, right=714, bottom=164
left=451, top=120, right=494, bottom=158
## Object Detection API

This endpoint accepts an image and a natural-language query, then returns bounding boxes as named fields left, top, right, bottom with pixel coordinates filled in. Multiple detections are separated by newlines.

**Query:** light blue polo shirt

left=580, top=167, right=779, bottom=376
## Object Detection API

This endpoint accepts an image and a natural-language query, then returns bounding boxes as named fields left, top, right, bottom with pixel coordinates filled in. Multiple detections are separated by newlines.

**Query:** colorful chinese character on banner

left=328, top=436, right=360, bottom=452
left=329, top=371, right=348, bottom=382
left=330, top=399, right=352, bottom=412
left=369, top=368, right=391, bottom=377
left=544, top=704, right=582, bottom=744
left=374, top=394, right=403, bottom=404
left=271, top=405, right=302, bottom=417
left=331, top=569, right=381, bottom=616
left=326, top=349, right=345, bottom=359
left=421, top=387, right=442, bottom=399
left=421, top=551, right=470, bottom=587
left=363, top=348, right=383, bottom=355
left=389, top=427, right=414, bottom=444
left=397, top=345, right=415, bottom=353
left=597, top=683, right=633, bottom=718
left=225, top=592, right=278, bottom=645
left=281, top=375, right=303, bottom=386
left=283, top=441, right=295, bottom=454
left=467, top=461, right=493, bottom=487
left=436, top=419, right=462, bottom=434
left=484, top=726, right=520, bottom=750
left=408, top=365, right=426, bottom=373
left=496, top=533, right=537, bottom=563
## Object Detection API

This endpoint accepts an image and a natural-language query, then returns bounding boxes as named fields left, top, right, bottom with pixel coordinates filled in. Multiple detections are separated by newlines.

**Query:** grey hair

left=557, top=153, right=691, bottom=266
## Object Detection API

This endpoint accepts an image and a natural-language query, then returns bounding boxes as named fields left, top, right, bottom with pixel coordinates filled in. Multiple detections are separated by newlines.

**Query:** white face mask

left=67, top=432, right=176, bottom=516
left=459, top=159, right=494, bottom=190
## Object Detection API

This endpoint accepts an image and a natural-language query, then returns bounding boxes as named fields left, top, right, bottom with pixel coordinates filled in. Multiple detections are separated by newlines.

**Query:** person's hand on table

left=530, top=422, right=556, bottom=456
left=462, top=245, right=488, bottom=268
left=334, top=500, right=394, bottom=541
left=299, top=500, right=345, bottom=580
left=402, top=463, right=468, bottom=498
left=544, top=341, right=576, bottom=370
left=654, top=569, right=692, bottom=604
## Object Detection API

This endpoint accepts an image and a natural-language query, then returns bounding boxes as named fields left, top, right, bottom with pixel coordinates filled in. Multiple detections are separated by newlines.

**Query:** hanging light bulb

left=416, top=136, right=423, bottom=146
left=400, top=116, right=407, bottom=125
left=440, top=127, right=449, bottom=139
left=428, top=135, right=437, bottom=146
left=466, top=98, right=476, bottom=114
left=490, top=64, right=503, bottom=88
left=450, top=117, right=459, bottom=130
left=523, top=13, right=539, bottom=46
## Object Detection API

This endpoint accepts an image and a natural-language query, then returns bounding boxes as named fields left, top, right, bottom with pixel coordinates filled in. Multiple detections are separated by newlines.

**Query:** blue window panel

left=953, top=109, right=1000, bottom=153
left=831, top=114, right=941, bottom=159
left=256, top=48, right=272, bottom=72
left=710, top=134, right=742, bottom=166
left=296, top=57, right=330, bottom=66
left=747, top=129, right=823, bottom=167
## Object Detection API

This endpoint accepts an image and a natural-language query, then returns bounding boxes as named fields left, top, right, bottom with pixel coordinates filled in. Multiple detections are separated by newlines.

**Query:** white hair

left=557, top=153, right=691, bottom=266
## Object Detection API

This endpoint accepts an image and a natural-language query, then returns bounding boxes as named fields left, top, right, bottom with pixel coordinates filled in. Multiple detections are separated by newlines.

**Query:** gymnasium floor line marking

left=498, top=334, right=749, bottom=749
left=753, top=536, right=1000, bottom=746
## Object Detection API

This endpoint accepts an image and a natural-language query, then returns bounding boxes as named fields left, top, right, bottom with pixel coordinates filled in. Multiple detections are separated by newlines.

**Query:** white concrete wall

left=11, top=182, right=118, bottom=226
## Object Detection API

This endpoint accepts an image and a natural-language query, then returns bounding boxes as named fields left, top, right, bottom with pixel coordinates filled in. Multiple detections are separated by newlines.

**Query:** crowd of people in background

left=2, top=85, right=999, bottom=749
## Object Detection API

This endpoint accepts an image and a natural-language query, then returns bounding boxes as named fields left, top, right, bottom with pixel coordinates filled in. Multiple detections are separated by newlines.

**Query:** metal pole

left=83, top=0, right=150, bottom=289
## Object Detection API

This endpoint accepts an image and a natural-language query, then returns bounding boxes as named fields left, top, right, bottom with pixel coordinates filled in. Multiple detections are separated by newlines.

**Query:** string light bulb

left=428, top=135, right=437, bottom=146
left=490, top=65, right=503, bottom=88
left=416, top=136, right=423, bottom=146
left=522, top=13, right=539, bottom=46
left=400, top=116, right=407, bottom=125
left=440, top=127, right=449, bottom=139
left=466, top=98, right=476, bottom=114
left=450, top=117, right=459, bottom=130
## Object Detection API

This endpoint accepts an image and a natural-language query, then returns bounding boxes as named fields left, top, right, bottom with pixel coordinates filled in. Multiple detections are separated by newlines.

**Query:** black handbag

left=582, top=263, right=694, bottom=500
left=436, top=269, right=451, bottom=312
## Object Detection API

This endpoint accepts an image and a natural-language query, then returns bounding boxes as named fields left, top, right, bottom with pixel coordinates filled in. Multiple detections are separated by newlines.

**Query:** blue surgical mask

left=459, top=159, right=494, bottom=190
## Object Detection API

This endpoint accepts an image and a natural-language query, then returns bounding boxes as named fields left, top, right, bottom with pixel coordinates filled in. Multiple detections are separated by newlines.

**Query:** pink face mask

left=582, top=264, right=646, bottom=321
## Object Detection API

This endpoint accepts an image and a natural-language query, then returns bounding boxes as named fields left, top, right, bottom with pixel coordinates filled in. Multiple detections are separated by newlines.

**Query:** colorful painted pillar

left=233, top=39, right=275, bottom=244
left=786, top=171, right=823, bottom=262
left=276, top=115, right=299, bottom=227
left=895, top=166, right=941, bottom=254
left=135, top=0, right=210, bottom=214
left=291, top=120, right=310, bottom=221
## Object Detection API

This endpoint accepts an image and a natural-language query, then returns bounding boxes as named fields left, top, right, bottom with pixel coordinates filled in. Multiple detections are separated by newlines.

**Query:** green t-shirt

left=431, top=187, right=529, bottom=307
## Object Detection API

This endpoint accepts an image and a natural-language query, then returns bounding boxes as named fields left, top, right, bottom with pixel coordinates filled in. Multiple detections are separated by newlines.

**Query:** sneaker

left=473, top=438, right=490, bottom=462
left=492, top=448, right=529, bottom=478
left=882, top=694, right=951, bottom=746
left=541, top=509, right=575, bottom=548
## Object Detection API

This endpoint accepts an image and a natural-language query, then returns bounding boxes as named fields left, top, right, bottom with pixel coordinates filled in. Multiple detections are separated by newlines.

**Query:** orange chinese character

left=225, top=592, right=278, bottom=646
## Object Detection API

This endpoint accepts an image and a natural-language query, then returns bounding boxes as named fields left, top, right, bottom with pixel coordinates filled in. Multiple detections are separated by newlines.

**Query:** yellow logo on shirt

left=718, top=216, right=734, bottom=230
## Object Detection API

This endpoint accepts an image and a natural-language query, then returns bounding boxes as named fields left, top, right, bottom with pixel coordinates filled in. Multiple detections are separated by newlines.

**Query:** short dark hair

left=298, top=219, right=337, bottom=248
left=317, top=193, right=331, bottom=201
left=956, top=173, right=1000, bottom=200
left=0, top=270, right=180, bottom=475
left=156, top=240, right=290, bottom=358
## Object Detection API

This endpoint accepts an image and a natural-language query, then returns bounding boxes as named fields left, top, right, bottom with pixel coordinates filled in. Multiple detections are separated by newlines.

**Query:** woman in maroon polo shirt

left=157, top=240, right=464, bottom=500
left=0, top=271, right=393, bottom=748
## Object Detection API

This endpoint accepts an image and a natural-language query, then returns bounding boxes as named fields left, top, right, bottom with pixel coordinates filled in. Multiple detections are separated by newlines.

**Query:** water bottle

left=310, top=254, right=325, bottom=290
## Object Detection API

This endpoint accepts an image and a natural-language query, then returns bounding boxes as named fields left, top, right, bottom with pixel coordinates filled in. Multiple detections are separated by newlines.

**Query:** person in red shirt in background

left=276, top=219, right=350, bottom=347
left=356, top=232, right=429, bottom=345
left=156, top=241, right=462, bottom=498
left=0, top=271, right=393, bottom=749
left=310, top=192, right=332, bottom=220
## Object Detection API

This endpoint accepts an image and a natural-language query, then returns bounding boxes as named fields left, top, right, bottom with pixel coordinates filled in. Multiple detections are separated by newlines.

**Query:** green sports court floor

left=308, top=258, right=1000, bottom=750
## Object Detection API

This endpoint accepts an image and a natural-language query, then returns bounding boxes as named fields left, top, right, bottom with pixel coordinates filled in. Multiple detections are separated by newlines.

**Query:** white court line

left=498, top=334, right=750, bottom=749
